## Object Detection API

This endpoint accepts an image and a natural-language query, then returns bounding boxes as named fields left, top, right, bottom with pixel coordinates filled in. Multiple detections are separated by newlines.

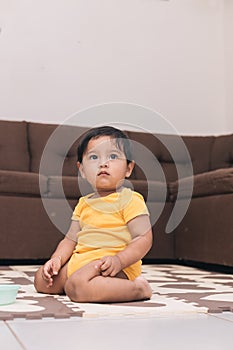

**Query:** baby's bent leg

left=64, top=260, right=152, bottom=303
left=34, top=264, right=68, bottom=294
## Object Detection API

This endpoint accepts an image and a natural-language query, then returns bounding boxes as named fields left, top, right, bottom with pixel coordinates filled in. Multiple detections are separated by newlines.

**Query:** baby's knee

left=64, top=274, right=86, bottom=302
left=64, top=260, right=102, bottom=302
left=34, top=267, right=44, bottom=293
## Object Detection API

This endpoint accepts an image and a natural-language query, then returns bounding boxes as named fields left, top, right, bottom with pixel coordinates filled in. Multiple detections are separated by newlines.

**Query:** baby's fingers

left=100, top=258, right=111, bottom=271
left=46, top=277, right=54, bottom=287
left=43, top=263, right=54, bottom=279
left=51, top=261, right=59, bottom=276
left=43, top=268, right=51, bottom=280
left=101, top=266, right=113, bottom=276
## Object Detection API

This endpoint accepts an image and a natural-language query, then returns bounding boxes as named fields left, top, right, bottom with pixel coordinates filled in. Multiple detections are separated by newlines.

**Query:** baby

left=34, top=126, right=152, bottom=302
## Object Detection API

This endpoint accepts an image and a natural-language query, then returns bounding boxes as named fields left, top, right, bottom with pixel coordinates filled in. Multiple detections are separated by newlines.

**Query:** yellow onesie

left=67, top=187, right=149, bottom=280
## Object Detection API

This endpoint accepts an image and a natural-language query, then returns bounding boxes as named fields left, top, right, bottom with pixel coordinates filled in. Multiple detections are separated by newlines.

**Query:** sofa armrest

left=169, top=168, right=233, bottom=200
left=0, top=170, right=48, bottom=196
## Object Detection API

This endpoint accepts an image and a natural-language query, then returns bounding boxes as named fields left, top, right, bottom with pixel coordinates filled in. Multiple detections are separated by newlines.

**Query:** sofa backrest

left=127, top=130, right=214, bottom=182
left=1, top=120, right=232, bottom=183
left=210, top=134, right=233, bottom=170
left=28, top=122, right=88, bottom=176
left=178, top=135, right=214, bottom=179
left=0, top=120, right=30, bottom=172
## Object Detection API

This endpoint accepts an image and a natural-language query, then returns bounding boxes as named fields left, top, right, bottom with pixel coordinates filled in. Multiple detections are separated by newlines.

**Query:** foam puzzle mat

left=0, top=264, right=233, bottom=320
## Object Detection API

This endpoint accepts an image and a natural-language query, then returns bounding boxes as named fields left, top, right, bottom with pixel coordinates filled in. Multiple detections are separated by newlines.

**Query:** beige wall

left=0, top=0, right=232, bottom=134
left=224, top=0, right=233, bottom=132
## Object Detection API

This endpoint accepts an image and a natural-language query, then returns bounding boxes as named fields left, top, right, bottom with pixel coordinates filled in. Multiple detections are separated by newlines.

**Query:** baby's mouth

left=98, top=171, right=110, bottom=176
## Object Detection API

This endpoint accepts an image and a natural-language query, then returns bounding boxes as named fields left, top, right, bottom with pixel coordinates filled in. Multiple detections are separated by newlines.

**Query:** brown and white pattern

left=0, top=264, right=233, bottom=320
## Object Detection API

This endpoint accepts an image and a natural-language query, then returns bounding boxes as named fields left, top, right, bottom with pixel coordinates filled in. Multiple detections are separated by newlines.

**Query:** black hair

left=77, top=126, right=133, bottom=164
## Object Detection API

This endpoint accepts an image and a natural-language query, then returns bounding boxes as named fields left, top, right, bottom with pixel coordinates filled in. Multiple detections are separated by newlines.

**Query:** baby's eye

left=89, top=154, right=98, bottom=160
left=109, top=153, right=118, bottom=160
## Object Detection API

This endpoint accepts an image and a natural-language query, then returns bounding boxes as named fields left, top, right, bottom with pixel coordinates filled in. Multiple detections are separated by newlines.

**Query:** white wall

left=224, top=0, right=233, bottom=132
left=0, top=0, right=232, bottom=135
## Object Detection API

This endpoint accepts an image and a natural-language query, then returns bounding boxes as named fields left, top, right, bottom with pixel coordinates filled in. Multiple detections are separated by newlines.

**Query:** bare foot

left=134, top=276, right=152, bottom=300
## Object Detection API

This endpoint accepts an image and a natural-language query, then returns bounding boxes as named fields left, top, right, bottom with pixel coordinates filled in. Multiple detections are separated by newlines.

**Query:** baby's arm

left=100, top=215, right=152, bottom=277
left=42, top=220, right=80, bottom=286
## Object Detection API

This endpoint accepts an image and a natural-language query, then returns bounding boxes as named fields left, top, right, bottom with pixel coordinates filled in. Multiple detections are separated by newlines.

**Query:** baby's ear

left=77, top=162, right=86, bottom=178
left=125, top=160, right=135, bottom=178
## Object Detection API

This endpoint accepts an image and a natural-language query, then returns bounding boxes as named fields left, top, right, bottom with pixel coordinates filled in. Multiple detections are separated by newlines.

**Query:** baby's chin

left=94, top=184, right=125, bottom=197
left=94, top=179, right=125, bottom=191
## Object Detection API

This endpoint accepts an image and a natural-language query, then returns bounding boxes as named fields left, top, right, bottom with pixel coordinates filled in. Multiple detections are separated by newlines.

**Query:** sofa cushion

left=28, top=122, right=57, bottom=174
left=127, top=179, right=167, bottom=202
left=169, top=168, right=233, bottom=200
left=48, top=176, right=92, bottom=199
left=0, top=120, right=30, bottom=171
left=48, top=175, right=167, bottom=202
left=157, top=134, right=214, bottom=181
left=127, top=131, right=214, bottom=182
left=210, top=134, right=233, bottom=170
left=0, top=170, right=48, bottom=196
left=126, top=131, right=162, bottom=181
left=28, top=122, right=88, bottom=176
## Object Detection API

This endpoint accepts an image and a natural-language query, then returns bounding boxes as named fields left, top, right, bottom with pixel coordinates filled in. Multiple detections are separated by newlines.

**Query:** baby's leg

left=34, top=263, right=68, bottom=294
left=65, top=260, right=152, bottom=303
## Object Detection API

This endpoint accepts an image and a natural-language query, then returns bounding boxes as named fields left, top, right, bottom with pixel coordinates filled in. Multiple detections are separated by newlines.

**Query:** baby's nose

left=99, top=157, right=109, bottom=167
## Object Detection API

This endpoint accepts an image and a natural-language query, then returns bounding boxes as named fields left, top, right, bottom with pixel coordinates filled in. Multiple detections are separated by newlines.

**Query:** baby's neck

left=92, top=186, right=125, bottom=198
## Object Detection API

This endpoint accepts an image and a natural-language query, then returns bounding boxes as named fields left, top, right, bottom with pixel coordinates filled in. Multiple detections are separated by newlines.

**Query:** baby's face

left=78, top=136, right=134, bottom=196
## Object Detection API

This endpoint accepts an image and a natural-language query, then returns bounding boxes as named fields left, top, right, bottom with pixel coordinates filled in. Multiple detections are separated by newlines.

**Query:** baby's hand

left=100, top=255, right=122, bottom=277
left=42, top=256, right=61, bottom=287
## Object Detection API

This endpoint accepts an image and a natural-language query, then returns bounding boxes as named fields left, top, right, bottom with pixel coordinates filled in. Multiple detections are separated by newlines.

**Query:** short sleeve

left=123, top=191, right=149, bottom=223
left=71, top=197, right=83, bottom=221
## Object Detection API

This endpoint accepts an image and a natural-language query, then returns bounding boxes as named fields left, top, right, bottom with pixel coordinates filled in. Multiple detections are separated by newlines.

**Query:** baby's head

left=77, top=126, right=134, bottom=195
left=77, top=126, right=133, bottom=164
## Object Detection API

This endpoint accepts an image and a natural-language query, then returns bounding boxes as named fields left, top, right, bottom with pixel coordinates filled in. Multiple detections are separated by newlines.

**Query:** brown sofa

left=0, top=120, right=233, bottom=267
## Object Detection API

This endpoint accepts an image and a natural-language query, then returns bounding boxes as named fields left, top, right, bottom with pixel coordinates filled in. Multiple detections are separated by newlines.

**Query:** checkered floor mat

left=0, top=264, right=232, bottom=320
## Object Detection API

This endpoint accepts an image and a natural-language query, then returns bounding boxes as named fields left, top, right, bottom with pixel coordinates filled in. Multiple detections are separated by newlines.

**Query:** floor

left=1, top=312, right=233, bottom=350
left=1, top=263, right=233, bottom=350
